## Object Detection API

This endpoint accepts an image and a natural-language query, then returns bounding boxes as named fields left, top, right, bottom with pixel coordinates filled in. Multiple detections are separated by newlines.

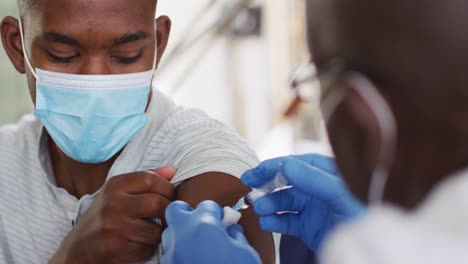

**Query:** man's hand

left=242, top=154, right=365, bottom=252
left=161, top=201, right=261, bottom=264
left=50, top=167, right=176, bottom=264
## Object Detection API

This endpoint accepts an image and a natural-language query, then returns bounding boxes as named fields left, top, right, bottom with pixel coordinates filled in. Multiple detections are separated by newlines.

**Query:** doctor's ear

left=342, top=77, right=383, bottom=171
left=325, top=75, right=384, bottom=201
left=154, top=15, right=171, bottom=68
left=1, top=16, right=26, bottom=74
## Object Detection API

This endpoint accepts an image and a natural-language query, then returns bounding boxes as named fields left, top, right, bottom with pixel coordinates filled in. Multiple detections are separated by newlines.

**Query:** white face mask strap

left=17, top=9, right=37, bottom=79
left=321, top=88, right=347, bottom=122
left=150, top=22, right=158, bottom=74
left=349, top=74, right=398, bottom=205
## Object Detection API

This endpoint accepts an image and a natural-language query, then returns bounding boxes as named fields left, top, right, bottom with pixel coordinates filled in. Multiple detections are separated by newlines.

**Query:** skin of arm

left=176, top=172, right=276, bottom=264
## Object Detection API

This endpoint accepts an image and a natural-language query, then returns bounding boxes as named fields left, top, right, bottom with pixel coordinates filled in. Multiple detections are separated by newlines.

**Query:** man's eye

left=47, top=51, right=80, bottom=63
left=111, top=52, right=143, bottom=64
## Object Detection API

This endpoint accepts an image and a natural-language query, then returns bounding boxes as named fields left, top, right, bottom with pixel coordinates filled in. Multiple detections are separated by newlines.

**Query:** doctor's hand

left=242, top=154, right=365, bottom=252
left=161, top=201, right=261, bottom=264
left=50, top=167, right=176, bottom=264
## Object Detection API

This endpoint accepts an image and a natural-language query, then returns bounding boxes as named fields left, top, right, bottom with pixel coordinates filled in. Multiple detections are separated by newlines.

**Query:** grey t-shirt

left=0, top=89, right=259, bottom=264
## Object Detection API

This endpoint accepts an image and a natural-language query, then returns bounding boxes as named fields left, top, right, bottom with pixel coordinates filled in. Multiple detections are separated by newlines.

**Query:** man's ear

left=1, top=16, right=26, bottom=74
left=154, top=15, right=171, bottom=68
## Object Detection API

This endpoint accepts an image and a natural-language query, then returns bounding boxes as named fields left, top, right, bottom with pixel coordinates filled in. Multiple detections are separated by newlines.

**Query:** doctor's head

left=306, top=0, right=468, bottom=208
left=0, top=0, right=170, bottom=103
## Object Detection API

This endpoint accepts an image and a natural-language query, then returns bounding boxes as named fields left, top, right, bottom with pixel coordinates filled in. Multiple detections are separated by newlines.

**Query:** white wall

left=156, top=1, right=236, bottom=126
left=156, top=0, right=298, bottom=149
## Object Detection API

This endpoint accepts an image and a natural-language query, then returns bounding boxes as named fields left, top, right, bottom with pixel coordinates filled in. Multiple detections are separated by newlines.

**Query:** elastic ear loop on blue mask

left=17, top=8, right=37, bottom=79
left=320, top=73, right=398, bottom=205
left=17, top=9, right=159, bottom=79
left=149, top=24, right=158, bottom=83
left=347, top=74, right=398, bottom=205
left=321, top=87, right=346, bottom=123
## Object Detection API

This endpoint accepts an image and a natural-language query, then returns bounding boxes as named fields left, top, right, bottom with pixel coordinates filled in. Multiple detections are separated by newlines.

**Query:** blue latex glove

left=242, top=154, right=365, bottom=252
left=161, top=201, right=261, bottom=264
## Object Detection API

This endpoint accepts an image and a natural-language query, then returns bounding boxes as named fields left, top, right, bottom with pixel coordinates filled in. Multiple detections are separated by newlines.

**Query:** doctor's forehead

left=306, top=0, right=401, bottom=58
left=306, top=0, right=467, bottom=62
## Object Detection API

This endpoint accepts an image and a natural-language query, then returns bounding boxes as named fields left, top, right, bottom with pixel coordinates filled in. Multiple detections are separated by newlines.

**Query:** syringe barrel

left=245, top=172, right=288, bottom=204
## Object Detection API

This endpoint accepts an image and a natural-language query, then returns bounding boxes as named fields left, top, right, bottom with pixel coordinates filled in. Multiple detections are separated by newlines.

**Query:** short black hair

left=18, top=0, right=157, bottom=15
left=18, top=0, right=38, bottom=16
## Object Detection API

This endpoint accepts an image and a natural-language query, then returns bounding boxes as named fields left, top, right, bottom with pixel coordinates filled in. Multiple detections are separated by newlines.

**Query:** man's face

left=14, top=0, right=169, bottom=103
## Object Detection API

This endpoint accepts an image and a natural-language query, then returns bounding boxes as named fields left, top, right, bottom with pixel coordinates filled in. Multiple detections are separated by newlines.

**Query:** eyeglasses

left=289, top=63, right=320, bottom=102
left=289, top=59, right=346, bottom=103
left=289, top=59, right=353, bottom=123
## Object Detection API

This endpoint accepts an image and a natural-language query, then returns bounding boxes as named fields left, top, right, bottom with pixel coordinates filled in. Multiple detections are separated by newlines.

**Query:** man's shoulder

left=119, top=91, right=259, bottom=184
left=142, top=106, right=258, bottom=184
left=148, top=90, right=237, bottom=138
left=162, top=108, right=226, bottom=131
left=0, top=114, right=42, bottom=152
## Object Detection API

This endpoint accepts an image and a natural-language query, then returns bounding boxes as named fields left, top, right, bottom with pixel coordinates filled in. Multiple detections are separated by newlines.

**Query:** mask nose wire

left=17, top=10, right=37, bottom=79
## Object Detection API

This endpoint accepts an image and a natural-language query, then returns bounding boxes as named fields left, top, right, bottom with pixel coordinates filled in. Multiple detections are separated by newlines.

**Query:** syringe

left=232, top=172, right=289, bottom=211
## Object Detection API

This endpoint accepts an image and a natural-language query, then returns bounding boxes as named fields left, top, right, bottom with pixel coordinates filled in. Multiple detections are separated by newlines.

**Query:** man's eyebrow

left=113, top=31, right=149, bottom=46
left=42, top=32, right=80, bottom=46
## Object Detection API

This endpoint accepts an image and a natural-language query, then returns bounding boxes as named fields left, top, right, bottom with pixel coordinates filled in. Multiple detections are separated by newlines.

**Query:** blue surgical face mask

left=18, top=15, right=157, bottom=164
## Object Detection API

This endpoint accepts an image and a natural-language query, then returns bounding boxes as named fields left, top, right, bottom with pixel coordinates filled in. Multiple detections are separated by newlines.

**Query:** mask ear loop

left=321, top=88, right=347, bottom=123
left=150, top=22, right=158, bottom=83
left=347, top=73, right=398, bottom=205
left=146, top=20, right=158, bottom=113
left=17, top=9, right=37, bottom=79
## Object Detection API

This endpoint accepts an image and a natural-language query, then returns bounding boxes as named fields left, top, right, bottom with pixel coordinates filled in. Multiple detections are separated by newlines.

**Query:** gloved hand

left=161, top=201, right=261, bottom=264
left=242, top=154, right=365, bottom=252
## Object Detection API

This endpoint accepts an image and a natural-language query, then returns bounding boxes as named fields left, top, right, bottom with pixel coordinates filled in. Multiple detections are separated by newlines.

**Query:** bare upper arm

left=176, top=172, right=275, bottom=264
